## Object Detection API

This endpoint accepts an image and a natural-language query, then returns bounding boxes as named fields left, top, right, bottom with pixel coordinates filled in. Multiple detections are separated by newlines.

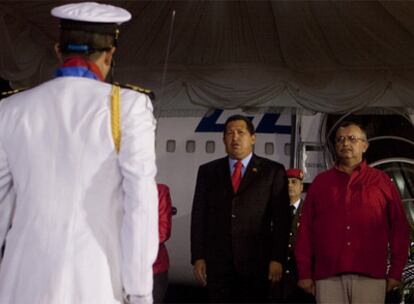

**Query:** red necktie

left=232, top=161, right=242, bottom=193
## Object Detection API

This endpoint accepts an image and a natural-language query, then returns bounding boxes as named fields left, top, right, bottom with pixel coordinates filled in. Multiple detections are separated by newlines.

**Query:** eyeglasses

left=335, top=135, right=367, bottom=144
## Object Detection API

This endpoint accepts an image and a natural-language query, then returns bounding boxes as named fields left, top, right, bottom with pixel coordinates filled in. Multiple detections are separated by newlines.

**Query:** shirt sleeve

left=0, top=139, right=15, bottom=255
left=118, top=93, right=159, bottom=301
left=385, top=175, right=410, bottom=280
left=294, top=180, right=315, bottom=280
left=157, top=184, right=172, bottom=244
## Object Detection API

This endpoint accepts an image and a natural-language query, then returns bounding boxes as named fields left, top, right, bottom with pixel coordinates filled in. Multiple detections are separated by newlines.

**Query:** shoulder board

left=1, top=87, right=28, bottom=99
left=113, top=82, right=155, bottom=100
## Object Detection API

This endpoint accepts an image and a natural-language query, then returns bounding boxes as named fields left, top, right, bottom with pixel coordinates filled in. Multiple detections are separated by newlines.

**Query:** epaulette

left=113, top=82, right=155, bottom=100
left=1, top=88, right=28, bottom=99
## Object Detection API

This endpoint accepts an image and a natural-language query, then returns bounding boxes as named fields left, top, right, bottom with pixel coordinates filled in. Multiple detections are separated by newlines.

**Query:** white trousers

left=315, top=274, right=386, bottom=304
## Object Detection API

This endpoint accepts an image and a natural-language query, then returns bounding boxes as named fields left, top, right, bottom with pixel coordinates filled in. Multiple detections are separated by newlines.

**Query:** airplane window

left=264, top=142, right=274, bottom=155
left=166, top=140, right=176, bottom=153
left=186, top=140, right=196, bottom=153
left=206, top=141, right=215, bottom=153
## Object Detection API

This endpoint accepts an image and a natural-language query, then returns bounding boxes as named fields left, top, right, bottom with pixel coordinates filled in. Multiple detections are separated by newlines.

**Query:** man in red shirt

left=295, top=121, right=410, bottom=303
left=153, top=184, right=173, bottom=303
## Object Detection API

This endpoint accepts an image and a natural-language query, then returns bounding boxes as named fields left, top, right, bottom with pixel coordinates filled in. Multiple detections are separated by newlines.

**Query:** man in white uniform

left=0, top=2, right=158, bottom=304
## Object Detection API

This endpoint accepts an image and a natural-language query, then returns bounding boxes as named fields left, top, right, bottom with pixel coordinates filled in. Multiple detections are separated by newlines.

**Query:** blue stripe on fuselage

left=195, top=109, right=291, bottom=134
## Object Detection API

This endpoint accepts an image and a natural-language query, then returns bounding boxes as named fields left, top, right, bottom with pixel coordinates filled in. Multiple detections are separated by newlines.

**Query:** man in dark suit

left=270, top=169, right=315, bottom=303
left=191, top=114, right=291, bottom=303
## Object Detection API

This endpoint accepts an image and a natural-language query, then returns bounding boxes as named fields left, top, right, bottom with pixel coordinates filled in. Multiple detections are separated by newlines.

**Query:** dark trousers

left=153, top=271, right=169, bottom=304
left=207, top=264, right=268, bottom=303
left=269, top=274, right=315, bottom=304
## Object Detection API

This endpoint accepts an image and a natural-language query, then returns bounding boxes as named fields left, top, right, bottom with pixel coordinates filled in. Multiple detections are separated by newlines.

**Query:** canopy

left=1, top=0, right=414, bottom=115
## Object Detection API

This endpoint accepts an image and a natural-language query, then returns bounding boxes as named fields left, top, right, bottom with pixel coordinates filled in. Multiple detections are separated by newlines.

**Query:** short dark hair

left=223, top=115, right=255, bottom=135
left=59, top=29, right=115, bottom=60
left=335, top=120, right=368, bottom=139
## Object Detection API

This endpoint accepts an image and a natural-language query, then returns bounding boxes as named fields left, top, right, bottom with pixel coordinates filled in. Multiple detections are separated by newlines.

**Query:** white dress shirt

left=228, top=153, right=253, bottom=176
left=291, top=198, right=301, bottom=215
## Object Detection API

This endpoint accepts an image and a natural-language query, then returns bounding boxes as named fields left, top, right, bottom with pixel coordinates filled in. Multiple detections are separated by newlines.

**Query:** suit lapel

left=292, top=199, right=304, bottom=230
left=216, top=157, right=233, bottom=194
left=296, top=199, right=304, bottom=215
left=237, top=154, right=261, bottom=193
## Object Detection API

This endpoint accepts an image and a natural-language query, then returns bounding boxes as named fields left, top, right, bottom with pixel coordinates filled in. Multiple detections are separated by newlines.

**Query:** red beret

left=286, top=168, right=304, bottom=180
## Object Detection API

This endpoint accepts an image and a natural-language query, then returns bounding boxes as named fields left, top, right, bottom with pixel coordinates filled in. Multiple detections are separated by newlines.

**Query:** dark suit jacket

left=191, top=154, right=291, bottom=277
left=286, top=199, right=303, bottom=277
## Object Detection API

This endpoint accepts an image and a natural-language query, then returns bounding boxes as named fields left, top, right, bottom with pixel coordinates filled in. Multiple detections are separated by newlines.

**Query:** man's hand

left=386, top=278, right=400, bottom=292
left=298, top=279, right=315, bottom=295
left=268, top=261, right=283, bottom=284
left=193, top=259, right=207, bottom=287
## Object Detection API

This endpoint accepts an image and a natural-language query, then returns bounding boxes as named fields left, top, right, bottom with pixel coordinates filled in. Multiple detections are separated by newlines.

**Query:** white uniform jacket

left=0, top=77, right=159, bottom=304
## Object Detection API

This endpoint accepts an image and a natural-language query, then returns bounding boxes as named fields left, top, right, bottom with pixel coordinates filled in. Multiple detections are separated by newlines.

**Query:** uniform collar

left=334, top=159, right=367, bottom=174
left=55, top=56, right=104, bottom=81
left=291, top=198, right=301, bottom=213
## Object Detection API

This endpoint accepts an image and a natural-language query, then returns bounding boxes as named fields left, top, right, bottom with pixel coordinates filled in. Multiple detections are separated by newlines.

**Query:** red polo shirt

left=295, top=161, right=410, bottom=281
left=153, top=184, right=172, bottom=274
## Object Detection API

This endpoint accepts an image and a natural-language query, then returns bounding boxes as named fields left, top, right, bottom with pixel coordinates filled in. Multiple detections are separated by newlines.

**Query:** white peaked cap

left=51, top=2, right=131, bottom=24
